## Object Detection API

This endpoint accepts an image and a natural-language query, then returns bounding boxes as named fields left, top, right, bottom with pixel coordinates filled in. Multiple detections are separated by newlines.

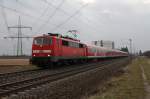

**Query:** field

left=0, top=59, right=29, bottom=66
left=0, top=58, right=37, bottom=73
left=87, top=57, right=150, bottom=99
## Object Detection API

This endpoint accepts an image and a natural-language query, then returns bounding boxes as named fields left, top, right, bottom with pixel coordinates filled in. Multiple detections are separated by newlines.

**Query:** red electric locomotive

left=30, top=33, right=128, bottom=67
left=31, top=33, right=87, bottom=66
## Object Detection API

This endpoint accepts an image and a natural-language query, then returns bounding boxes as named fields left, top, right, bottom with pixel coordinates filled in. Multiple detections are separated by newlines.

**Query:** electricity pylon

left=5, top=16, right=32, bottom=56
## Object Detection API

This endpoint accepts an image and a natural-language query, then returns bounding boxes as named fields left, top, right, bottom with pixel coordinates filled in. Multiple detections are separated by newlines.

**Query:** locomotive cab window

left=43, top=38, right=49, bottom=45
left=34, top=38, right=43, bottom=45
left=34, top=37, right=52, bottom=45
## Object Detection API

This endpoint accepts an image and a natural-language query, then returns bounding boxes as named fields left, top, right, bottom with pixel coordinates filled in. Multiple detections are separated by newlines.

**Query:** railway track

left=0, top=69, right=48, bottom=85
left=0, top=62, right=101, bottom=85
left=0, top=58, right=128, bottom=98
left=0, top=63, right=91, bottom=85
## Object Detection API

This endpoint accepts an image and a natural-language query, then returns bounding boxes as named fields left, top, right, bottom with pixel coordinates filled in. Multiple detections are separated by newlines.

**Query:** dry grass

left=0, top=59, right=38, bottom=73
left=0, top=59, right=29, bottom=66
left=88, top=57, right=145, bottom=99
left=140, top=57, right=150, bottom=83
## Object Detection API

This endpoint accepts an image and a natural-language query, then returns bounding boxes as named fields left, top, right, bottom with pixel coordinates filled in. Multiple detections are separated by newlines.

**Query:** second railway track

left=0, top=58, right=129, bottom=97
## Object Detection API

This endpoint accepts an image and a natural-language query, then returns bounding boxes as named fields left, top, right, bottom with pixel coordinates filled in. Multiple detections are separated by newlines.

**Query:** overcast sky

left=0, top=0, right=150, bottom=55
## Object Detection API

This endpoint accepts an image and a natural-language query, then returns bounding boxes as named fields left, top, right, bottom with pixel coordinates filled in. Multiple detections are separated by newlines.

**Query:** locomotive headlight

left=48, top=54, right=51, bottom=56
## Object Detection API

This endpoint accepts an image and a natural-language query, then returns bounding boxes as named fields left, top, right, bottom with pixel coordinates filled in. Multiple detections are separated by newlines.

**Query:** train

left=30, top=33, right=128, bottom=67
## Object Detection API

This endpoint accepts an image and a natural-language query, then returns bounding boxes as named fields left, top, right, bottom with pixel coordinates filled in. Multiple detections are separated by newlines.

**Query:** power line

left=0, top=4, right=32, bottom=18
left=1, top=8, right=9, bottom=32
left=41, top=0, right=102, bottom=32
left=41, top=0, right=95, bottom=24
left=16, top=0, right=55, bottom=26
left=37, top=0, right=66, bottom=32
left=0, top=0, right=9, bottom=32
left=32, top=2, right=50, bottom=26
left=0, top=1, right=103, bottom=36
left=0, top=3, right=55, bottom=25
left=51, top=4, right=88, bottom=31
left=41, top=0, right=68, bottom=15
left=17, top=0, right=35, bottom=12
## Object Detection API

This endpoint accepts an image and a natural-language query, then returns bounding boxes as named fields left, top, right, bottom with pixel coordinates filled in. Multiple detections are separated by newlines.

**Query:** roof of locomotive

left=34, top=33, right=85, bottom=44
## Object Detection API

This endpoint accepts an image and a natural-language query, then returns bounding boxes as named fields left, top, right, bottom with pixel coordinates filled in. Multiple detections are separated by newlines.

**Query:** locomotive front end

left=31, top=36, right=53, bottom=65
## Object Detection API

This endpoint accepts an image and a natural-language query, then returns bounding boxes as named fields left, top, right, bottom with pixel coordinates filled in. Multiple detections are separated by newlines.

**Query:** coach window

left=79, top=44, right=84, bottom=48
left=71, top=42, right=74, bottom=47
left=73, top=42, right=75, bottom=47
left=62, top=40, right=69, bottom=46
left=77, top=43, right=79, bottom=48
left=69, top=42, right=73, bottom=47
left=75, top=43, right=79, bottom=48
left=76, top=43, right=79, bottom=48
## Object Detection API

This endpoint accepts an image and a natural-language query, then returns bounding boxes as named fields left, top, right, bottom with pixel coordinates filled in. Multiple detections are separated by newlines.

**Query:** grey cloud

left=0, top=0, right=150, bottom=55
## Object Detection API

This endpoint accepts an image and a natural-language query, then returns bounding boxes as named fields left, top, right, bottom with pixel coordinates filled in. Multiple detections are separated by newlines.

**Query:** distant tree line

left=143, top=51, right=150, bottom=57
left=120, top=47, right=129, bottom=53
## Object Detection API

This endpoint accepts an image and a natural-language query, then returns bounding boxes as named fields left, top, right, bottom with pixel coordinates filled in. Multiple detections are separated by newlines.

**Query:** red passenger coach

left=86, top=45, right=107, bottom=58
left=86, top=45, right=128, bottom=58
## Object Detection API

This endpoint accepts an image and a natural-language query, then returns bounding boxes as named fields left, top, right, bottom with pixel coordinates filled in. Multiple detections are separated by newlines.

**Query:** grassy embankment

left=140, top=57, right=150, bottom=83
left=88, top=57, right=146, bottom=99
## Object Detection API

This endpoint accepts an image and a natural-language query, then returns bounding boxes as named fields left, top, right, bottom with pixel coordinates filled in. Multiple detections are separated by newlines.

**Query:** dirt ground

left=0, top=59, right=29, bottom=66
left=0, top=59, right=37, bottom=73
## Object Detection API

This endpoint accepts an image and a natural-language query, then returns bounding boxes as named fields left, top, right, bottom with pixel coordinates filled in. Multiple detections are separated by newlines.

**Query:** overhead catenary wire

left=0, top=0, right=103, bottom=32
left=41, top=0, right=68, bottom=15
left=36, top=0, right=66, bottom=32
left=41, top=0, right=97, bottom=25
left=51, top=3, right=88, bottom=31
left=1, top=8, right=9, bottom=32
left=17, top=0, right=36, bottom=13
left=0, top=0, right=9, bottom=32
left=0, top=1, right=103, bottom=36
left=41, top=0, right=101, bottom=32
left=32, top=2, right=50, bottom=26
left=0, top=4, right=32, bottom=18
left=0, top=3, right=57, bottom=26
